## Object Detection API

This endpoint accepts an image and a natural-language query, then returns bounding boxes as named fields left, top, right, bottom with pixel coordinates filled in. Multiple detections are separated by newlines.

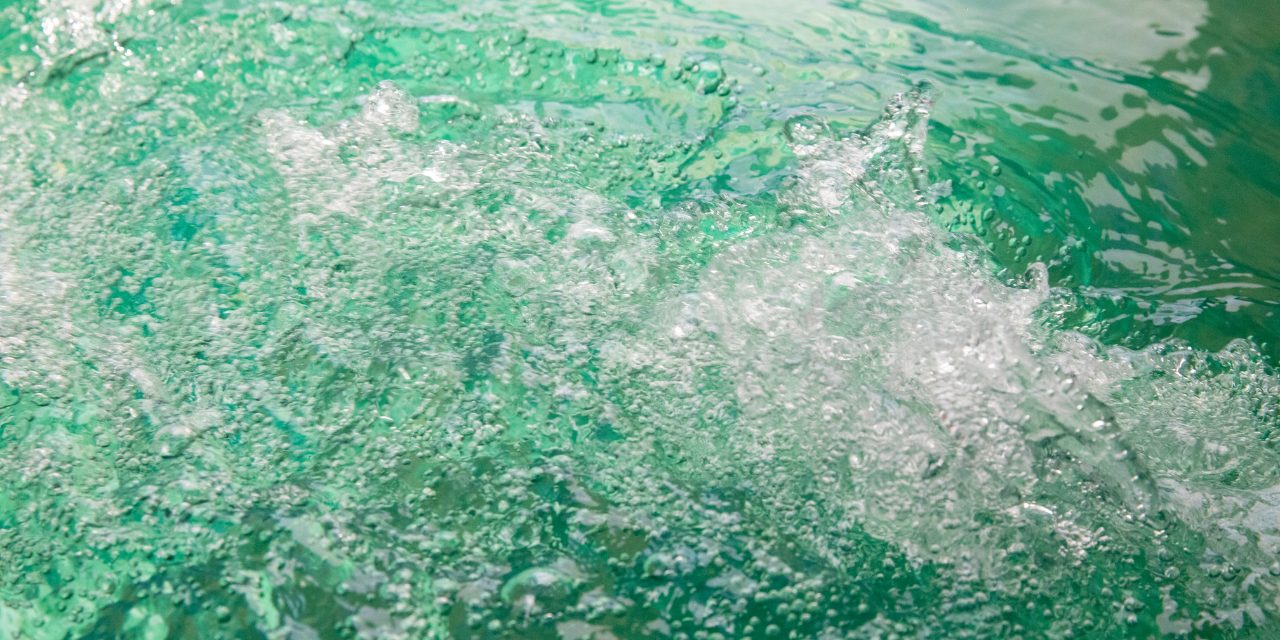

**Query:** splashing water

left=1, top=1, right=1278, bottom=638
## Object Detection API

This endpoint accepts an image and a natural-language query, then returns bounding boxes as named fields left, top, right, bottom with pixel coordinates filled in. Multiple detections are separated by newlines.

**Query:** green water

left=1, top=0, right=1278, bottom=637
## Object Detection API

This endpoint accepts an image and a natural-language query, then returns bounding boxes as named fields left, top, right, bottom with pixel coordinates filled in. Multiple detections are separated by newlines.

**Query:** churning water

left=1, top=0, right=1278, bottom=637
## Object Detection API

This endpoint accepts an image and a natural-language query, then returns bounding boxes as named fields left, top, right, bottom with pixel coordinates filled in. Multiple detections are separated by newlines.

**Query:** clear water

left=0, top=0, right=1278, bottom=638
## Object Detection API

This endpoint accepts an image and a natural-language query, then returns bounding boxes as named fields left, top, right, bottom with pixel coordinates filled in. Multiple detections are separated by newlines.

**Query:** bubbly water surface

left=1, top=0, right=1278, bottom=638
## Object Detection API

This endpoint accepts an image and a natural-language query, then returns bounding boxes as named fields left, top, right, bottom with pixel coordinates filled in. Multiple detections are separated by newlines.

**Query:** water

left=1, top=0, right=1278, bottom=638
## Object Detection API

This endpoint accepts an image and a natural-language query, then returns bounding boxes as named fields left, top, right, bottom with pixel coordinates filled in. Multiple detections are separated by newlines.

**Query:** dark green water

left=0, top=0, right=1278, bottom=638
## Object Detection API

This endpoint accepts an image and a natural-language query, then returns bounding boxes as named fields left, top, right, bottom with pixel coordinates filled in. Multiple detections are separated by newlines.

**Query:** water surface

left=1, top=0, right=1278, bottom=637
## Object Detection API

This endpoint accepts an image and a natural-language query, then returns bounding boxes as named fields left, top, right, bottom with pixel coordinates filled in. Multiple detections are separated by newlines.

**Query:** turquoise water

left=1, top=0, right=1278, bottom=637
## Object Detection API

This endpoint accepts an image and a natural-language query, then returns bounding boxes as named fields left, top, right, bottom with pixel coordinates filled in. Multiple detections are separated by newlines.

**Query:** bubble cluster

left=1, top=1, right=1278, bottom=639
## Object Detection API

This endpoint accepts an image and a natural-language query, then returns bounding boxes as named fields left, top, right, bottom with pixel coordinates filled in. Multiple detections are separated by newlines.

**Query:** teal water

left=0, top=0, right=1278, bottom=638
